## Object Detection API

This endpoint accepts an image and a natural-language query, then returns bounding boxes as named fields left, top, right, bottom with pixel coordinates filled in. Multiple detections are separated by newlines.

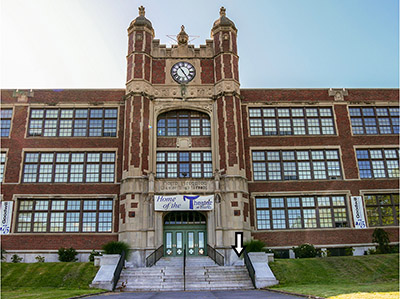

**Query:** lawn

left=1, top=262, right=106, bottom=299
left=268, top=253, right=399, bottom=299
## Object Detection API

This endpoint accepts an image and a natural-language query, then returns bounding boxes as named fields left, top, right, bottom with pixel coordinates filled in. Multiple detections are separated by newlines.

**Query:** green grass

left=1, top=262, right=106, bottom=299
left=268, top=253, right=399, bottom=298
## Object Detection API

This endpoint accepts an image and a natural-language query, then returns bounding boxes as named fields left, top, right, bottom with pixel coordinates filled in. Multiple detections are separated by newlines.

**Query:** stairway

left=116, top=256, right=254, bottom=292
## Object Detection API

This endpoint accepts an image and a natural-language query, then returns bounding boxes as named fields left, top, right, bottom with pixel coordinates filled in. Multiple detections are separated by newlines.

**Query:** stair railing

left=243, top=249, right=256, bottom=288
left=206, top=244, right=224, bottom=266
left=112, top=250, right=126, bottom=291
left=183, top=245, right=186, bottom=291
left=145, top=245, right=164, bottom=267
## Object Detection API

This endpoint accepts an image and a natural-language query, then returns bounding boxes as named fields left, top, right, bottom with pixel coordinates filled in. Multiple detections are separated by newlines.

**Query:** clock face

left=171, top=61, right=196, bottom=84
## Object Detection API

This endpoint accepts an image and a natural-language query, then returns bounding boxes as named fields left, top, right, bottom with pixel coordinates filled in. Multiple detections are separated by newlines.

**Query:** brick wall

left=1, top=234, right=118, bottom=250
left=1, top=89, right=124, bottom=250
left=253, top=227, right=399, bottom=247
left=242, top=88, right=399, bottom=247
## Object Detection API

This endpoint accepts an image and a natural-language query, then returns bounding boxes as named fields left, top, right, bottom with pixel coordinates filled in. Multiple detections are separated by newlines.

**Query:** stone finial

left=12, top=89, right=34, bottom=103
left=328, top=88, right=348, bottom=101
left=220, top=7, right=226, bottom=17
left=177, top=25, right=189, bottom=45
left=212, top=6, right=237, bottom=33
left=138, top=5, right=145, bottom=16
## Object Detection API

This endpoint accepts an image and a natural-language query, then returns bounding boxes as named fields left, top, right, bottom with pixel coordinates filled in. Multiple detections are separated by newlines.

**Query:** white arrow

left=231, top=232, right=246, bottom=257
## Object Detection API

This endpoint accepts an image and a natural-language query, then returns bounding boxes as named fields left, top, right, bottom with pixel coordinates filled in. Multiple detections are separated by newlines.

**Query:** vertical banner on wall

left=351, top=196, right=367, bottom=229
left=0, top=201, right=13, bottom=234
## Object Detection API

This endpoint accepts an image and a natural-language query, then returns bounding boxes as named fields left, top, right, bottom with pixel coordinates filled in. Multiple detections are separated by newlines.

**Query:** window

left=1, top=109, right=12, bottom=137
left=28, top=108, right=118, bottom=137
left=365, top=194, right=399, bottom=227
left=252, top=149, right=342, bottom=181
left=248, top=107, right=335, bottom=136
left=0, top=152, right=6, bottom=181
left=349, top=107, right=399, bottom=135
left=16, top=199, right=113, bottom=233
left=156, top=151, right=212, bottom=178
left=356, top=149, right=399, bottom=179
left=164, top=211, right=206, bottom=225
left=256, top=195, right=348, bottom=230
left=22, top=152, right=115, bottom=183
left=157, top=110, right=211, bottom=136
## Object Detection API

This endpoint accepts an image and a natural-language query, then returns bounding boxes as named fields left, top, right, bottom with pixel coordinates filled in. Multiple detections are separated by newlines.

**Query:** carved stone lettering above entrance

left=156, top=180, right=215, bottom=193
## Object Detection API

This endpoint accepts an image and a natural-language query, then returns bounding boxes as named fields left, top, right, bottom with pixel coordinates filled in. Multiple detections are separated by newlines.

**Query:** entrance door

left=163, top=211, right=207, bottom=257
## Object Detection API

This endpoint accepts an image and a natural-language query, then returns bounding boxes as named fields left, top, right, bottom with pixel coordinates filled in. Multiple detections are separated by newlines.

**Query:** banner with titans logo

left=155, top=195, right=214, bottom=211
left=351, top=196, right=367, bottom=229
left=0, top=201, right=13, bottom=235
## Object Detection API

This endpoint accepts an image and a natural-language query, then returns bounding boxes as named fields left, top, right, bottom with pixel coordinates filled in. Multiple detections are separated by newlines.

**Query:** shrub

left=345, top=247, right=354, bottom=256
left=326, top=247, right=353, bottom=257
left=244, top=239, right=266, bottom=252
left=89, top=250, right=102, bottom=262
left=272, top=249, right=290, bottom=259
left=102, top=241, right=130, bottom=260
left=11, top=254, right=22, bottom=263
left=58, top=247, right=78, bottom=262
left=390, top=244, right=399, bottom=254
left=35, top=255, right=45, bottom=262
left=372, top=228, right=391, bottom=254
left=293, top=243, right=317, bottom=258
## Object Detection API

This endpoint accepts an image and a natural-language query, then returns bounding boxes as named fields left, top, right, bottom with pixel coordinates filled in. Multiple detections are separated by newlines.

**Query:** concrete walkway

left=86, top=290, right=306, bottom=299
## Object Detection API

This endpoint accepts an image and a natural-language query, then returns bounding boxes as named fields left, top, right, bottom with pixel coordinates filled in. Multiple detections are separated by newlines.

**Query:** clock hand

left=178, top=67, right=190, bottom=80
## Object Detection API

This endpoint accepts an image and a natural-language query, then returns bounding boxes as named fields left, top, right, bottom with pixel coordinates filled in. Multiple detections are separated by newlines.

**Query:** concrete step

left=117, top=257, right=254, bottom=292
left=122, top=287, right=184, bottom=292
left=120, top=282, right=184, bottom=287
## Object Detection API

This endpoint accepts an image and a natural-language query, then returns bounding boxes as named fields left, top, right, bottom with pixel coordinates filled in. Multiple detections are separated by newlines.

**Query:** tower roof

left=129, top=6, right=154, bottom=32
left=212, top=7, right=237, bottom=32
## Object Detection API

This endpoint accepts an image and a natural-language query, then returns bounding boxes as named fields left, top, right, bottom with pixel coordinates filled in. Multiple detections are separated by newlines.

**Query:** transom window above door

left=157, top=110, right=211, bottom=136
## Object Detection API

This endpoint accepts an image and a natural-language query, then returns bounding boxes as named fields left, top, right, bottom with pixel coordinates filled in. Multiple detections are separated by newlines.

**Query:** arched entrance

left=163, top=211, right=207, bottom=257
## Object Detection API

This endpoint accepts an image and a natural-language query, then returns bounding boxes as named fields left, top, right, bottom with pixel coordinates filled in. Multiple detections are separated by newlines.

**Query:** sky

left=1, top=0, right=399, bottom=89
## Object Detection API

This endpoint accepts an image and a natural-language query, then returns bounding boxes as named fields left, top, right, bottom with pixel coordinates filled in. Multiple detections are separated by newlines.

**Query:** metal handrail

left=112, top=250, right=126, bottom=291
left=243, top=249, right=256, bottom=288
left=207, top=244, right=224, bottom=266
left=145, top=245, right=164, bottom=267
left=183, top=245, right=186, bottom=291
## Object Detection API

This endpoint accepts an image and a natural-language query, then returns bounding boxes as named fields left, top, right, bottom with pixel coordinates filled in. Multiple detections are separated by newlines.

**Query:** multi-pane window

left=0, top=152, right=6, bottom=182
left=16, top=199, right=113, bottom=233
left=364, top=194, right=399, bottom=227
left=1, top=109, right=12, bottom=137
left=156, top=151, right=212, bottom=178
left=256, top=195, right=348, bottom=230
left=252, top=149, right=342, bottom=181
left=248, top=107, right=335, bottom=136
left=349, top=107, right=399, bottom=135
left=28, top=108, right=118, bottom=137
left=157, top=110, right=211, bottom=136
left=356, top=149, right=399, bottom=179
left=22, top=152, right=115, bottom=183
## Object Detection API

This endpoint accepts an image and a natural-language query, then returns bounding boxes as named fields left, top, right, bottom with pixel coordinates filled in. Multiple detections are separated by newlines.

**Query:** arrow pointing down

left=231, top=232, right=246, bottom=257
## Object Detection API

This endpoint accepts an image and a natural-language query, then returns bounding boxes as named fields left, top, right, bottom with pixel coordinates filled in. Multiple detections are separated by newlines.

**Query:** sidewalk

left=85, top=290, right=307, bottom=299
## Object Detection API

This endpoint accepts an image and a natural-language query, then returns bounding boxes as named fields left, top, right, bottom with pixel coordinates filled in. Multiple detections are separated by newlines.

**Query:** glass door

left=198, top=231, right=206, bottom=256
left=176, top=231, right=183, bottom=256
left=163, top=226, right=207, bottom=256
left=165, top=231, right=173, bottom=256
left=187, top=231, right=195, bottom=256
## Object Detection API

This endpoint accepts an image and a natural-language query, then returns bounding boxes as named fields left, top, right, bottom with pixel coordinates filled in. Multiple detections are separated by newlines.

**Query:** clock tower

left=120, top=6, right=249, bottom=266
